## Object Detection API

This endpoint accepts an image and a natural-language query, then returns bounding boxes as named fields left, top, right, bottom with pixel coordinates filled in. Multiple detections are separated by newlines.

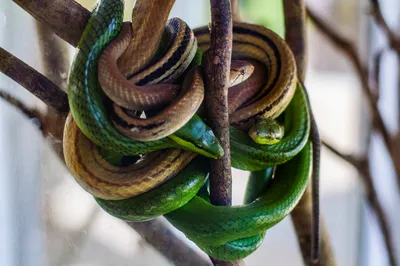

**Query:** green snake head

left=248, top=118, right=284, bottom=145
left=170, top=114, right=224, bottom=159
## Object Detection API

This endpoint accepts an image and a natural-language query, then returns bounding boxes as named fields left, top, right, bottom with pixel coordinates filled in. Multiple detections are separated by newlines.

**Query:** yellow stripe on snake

left=63, top=0, right=315, bottom=261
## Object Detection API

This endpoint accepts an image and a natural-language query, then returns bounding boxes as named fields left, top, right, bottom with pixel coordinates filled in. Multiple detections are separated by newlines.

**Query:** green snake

left=64, top=0, right=317, bottom=261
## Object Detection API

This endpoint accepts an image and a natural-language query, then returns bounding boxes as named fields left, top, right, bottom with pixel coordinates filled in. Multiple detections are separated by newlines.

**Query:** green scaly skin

left=231, top=84, right=310, bottom=171
left=67, top=0, right=223, bottom=158
left=67, top=0, right=314, bottom=262
left=166, top=142, right=312, bottom=261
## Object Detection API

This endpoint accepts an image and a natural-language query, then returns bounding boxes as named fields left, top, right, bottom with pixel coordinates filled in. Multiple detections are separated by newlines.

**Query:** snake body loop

left=64, top=0, right=313, bottom=261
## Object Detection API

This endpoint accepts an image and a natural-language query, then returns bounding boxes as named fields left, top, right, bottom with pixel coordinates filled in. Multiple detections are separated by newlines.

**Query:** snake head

left=169, top=114, right=224, bottom=159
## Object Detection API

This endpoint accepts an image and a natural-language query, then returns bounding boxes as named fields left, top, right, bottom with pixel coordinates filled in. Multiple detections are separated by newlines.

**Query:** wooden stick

left=202, top=0, right=240, bottom=265
left=128, top=219, right=212, bottom=266
left=0, top=47, right=69, bottom=113
left=203, top=0, right=233, bottom=207
left=13, top=0, right=90, bottom=47
left=283, top=1, right=335, bottom=265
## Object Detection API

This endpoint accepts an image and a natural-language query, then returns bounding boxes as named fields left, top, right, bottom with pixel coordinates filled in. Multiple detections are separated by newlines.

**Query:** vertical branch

left=231, top=0, right=242, bottom=22
left=203, top=0, right=233, bottom=207
left=283, top=0, right=307, bottom=80
left=283, top=1, right=335, bottom=265
left=203, top=1, right=240, bottom=265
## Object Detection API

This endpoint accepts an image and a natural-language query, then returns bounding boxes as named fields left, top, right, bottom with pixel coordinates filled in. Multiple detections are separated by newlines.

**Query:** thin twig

left=0, top=91, right=42, bottom=122
left=202, top=0, right=238, bottom=265
left=370, top=49, right=385, bottom=104
left=322, top=141, right=398, bottom=266
left=369, top=0, right=400, bottom=55
left=307, top=6, right=400, bottom=193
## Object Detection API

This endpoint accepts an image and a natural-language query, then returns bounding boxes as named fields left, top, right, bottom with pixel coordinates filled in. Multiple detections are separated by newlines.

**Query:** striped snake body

left=64, top=0, right=314, bottom=261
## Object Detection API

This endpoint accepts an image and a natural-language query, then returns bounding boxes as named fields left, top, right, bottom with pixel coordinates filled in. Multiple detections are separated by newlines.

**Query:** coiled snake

left=63, top=0, right=318, bottom=261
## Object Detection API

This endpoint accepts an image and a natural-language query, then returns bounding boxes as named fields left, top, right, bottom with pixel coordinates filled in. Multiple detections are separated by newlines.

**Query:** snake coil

left=63, top=0, right=313, bottom=261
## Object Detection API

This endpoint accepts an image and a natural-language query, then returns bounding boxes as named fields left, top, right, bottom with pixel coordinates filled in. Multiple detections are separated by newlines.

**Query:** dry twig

left=307, top=7, right=400, bottom=192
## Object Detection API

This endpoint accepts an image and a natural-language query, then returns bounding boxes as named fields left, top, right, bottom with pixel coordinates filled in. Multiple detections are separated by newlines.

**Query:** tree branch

left=13, top=0, right=90, bottom=47
left=230, top=0, right=242, bottom=22
left=283, top=1, right=335, bottom=265
left=0, top=91, right=42, bottom=121
left=0, top=47, right=69, bottom=114
left=128, top=219, right=212, bottom=266
left=307, top=6, right=400, bottom=193
left=369, top=0, right=400, bottom=55
left=283, top=0, right=307, bottom=80
left=203, top=0, right=233, bottom=207
left=202, top=0, right=238, bottom=265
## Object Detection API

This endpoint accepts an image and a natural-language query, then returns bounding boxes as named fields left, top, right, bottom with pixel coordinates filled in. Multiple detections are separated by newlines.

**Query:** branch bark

left=202, top=0, right=239, bottom=265
left=0, top=47, right=69, bottom=114
left=128, top=219, right=212, bottom=266
left=203, top=0, right=233, bottom=207
left=283, top=1, right=336, bottom=265
left=13, top=0, right=90, bottom=47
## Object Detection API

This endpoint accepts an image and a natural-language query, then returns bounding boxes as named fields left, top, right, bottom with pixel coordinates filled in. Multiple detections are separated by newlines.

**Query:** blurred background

left=0, top=0, right=399, bottom=265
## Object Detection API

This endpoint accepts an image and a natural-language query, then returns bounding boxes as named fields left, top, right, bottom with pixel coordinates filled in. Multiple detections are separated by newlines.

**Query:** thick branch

left=307, top=7, right=400, bottom=192
left=0, top=47, right=69, bottom=113
left=128, top=220, right=211, bottom=266
left=13, top=0, right=90, bottom=47
left=203, top=0, right=237, bottom=265
left=203, top=0, right=233, bottom=207
left=283, top=0, right=307, bottom=80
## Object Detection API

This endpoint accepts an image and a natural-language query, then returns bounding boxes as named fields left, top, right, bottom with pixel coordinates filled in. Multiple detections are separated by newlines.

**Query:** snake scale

left=63, top=0, right=319, bottom=261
